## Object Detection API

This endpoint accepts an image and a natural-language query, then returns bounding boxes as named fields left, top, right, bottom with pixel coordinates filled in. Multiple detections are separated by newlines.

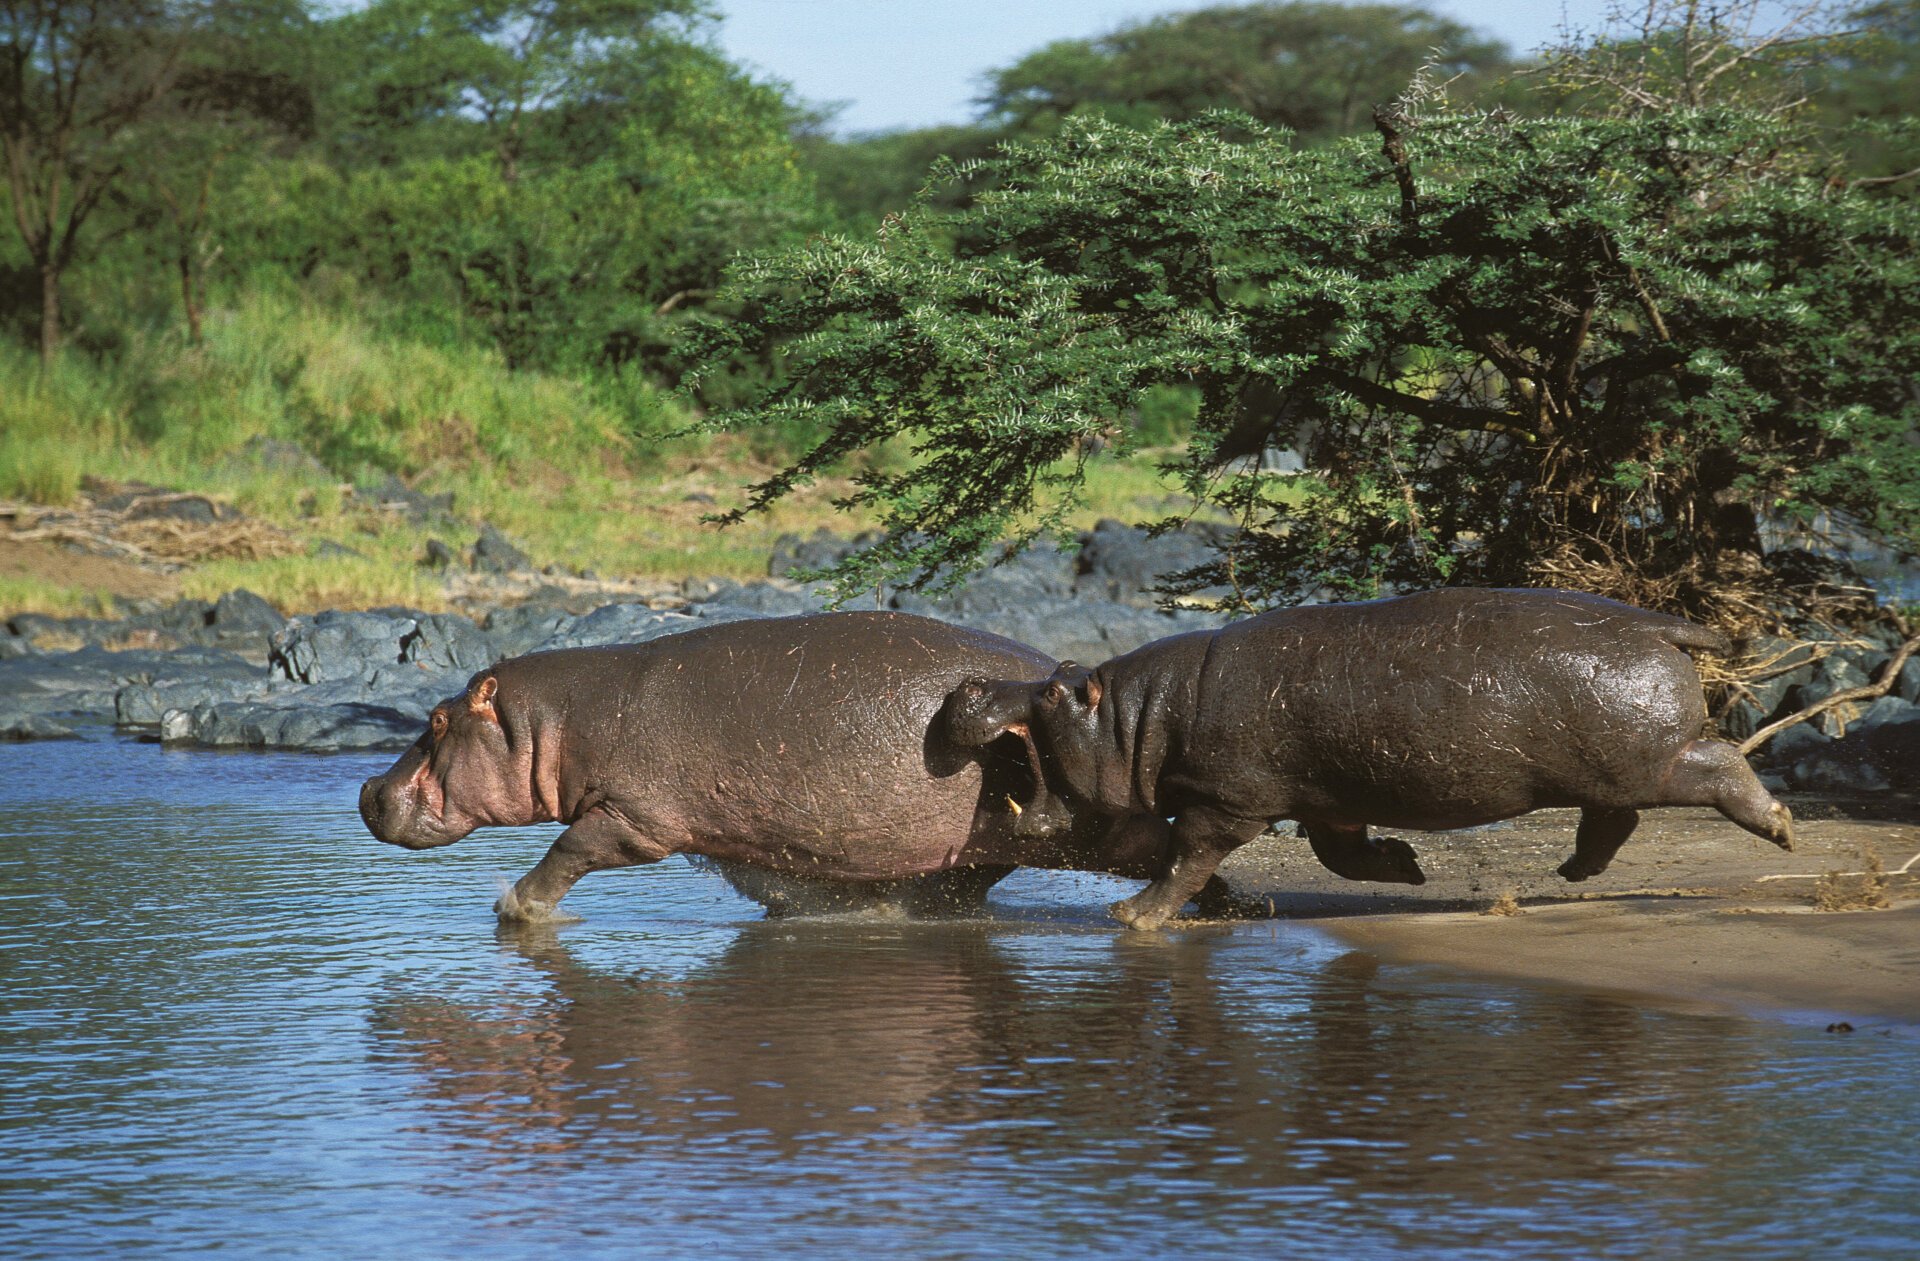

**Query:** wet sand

left=1217, top=798, right=1920, bottom=1027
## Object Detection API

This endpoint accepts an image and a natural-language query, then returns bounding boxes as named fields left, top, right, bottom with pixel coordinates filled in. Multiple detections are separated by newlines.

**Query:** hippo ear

left=467, top=675, right=499, bottom=721
left=1080, top=674, right=1102, bottom=710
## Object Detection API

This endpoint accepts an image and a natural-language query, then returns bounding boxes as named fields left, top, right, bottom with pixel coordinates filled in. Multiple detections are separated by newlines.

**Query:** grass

left=0, top=285, right=1225, bottom=617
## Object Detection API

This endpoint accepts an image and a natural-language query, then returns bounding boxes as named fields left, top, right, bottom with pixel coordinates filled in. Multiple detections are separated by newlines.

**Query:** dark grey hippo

left=358, top=611, right=1187, bottom=920
left=941, top=588, right=1796, bottom=930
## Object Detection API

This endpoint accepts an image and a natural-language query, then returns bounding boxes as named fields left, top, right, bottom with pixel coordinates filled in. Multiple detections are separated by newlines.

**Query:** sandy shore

left=1216, top=797, right=1920, bottom=1028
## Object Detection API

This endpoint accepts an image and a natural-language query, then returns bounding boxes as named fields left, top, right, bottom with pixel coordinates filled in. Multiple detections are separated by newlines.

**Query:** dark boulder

left=471, top=524, right=532, bottom=574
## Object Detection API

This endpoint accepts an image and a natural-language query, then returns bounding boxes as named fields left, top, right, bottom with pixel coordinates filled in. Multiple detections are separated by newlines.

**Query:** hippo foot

left=1768, top=802, right=1796, bottom=853
left=1110, top=887, right=1184, bottom=932
left=1556, top=855, right=1601, bottom=883
left=1190, top=876, right=1274, bottom=921
left=1367, top=836, right=1427, bottom=886
left=493, top=882, right=581, bottom=925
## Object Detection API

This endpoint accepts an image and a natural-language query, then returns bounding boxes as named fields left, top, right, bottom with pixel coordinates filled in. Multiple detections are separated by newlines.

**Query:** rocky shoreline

left=3, top=520, right=1917, bottom=798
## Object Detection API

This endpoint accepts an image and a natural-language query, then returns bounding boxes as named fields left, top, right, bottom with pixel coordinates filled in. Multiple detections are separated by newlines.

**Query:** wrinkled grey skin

left=943, top=588, right=1796, bottom=931
left=359, top=611, right=1185, bottom=921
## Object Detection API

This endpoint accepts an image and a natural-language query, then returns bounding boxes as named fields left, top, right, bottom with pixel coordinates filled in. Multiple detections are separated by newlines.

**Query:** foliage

left=0, top=0, right=210, bottom=359
left=688, top=106, right=1920, bottom=621
left=982, top=1, right=1513, bottom=141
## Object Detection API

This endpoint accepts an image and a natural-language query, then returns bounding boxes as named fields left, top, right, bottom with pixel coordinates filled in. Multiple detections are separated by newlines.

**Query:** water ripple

left=1, top=734, right=1915, bottom=1259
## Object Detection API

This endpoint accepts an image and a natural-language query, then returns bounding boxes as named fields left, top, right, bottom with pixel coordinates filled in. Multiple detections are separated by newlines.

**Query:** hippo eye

left=1043, top=681, right=1068, bottom=706
left=430, top=710, right=448, bottom=739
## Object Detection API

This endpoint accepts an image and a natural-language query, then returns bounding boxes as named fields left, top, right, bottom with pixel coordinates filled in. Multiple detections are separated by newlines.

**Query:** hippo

left=941, top=588, right=1796, bottom=930
left=358, top=611, right=1193, bottom=921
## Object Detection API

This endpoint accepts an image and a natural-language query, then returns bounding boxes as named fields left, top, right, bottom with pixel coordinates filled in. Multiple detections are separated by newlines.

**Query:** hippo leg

left=1111, top=807, right=1268, bottom=931
left=1302, top=822, right=1427, bottom=885
left=1557, top=807, right=1640, bottom=881
left=1191, top=875, right=1273, bottom=920
left=497, top=812, right=670, bottom=923
left=1656, top=740, right=1796, bottom=852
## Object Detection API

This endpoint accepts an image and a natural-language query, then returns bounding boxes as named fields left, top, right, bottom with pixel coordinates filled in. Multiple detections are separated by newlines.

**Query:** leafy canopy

left=687, top=105, right=1920, bottom=620
left=982, top=1, right=1512, bottom=140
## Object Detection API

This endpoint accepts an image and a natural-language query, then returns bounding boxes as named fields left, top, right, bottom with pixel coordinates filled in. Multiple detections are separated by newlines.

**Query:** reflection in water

left=4, top=734, right=1917, bottom=1259
left=370, top=921, right=1850, bottom=1254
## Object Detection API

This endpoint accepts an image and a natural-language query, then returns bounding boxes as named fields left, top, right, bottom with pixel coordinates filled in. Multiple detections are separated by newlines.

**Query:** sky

left=710, top=0, right=1576, bottom=134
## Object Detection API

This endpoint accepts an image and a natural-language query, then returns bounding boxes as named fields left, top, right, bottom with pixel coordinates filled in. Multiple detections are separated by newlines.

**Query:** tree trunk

left=178, top=246, right=203, bottom=345
left=39, top=261, right=62, bottom=365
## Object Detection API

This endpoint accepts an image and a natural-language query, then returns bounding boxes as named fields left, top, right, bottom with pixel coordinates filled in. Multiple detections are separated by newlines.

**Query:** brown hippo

left=358, top=611, right=1195, bottom=921
left=941, top=588, right=1796, bottom=931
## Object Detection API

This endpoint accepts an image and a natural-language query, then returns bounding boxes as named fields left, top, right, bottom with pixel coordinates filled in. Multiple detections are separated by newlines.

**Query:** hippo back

left=1172, top=588, right=1720, bottom=828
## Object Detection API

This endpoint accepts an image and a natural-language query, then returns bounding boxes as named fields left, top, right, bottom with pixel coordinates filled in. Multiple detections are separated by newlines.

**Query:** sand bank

left=1217, top=800, right=1920, bottom=1027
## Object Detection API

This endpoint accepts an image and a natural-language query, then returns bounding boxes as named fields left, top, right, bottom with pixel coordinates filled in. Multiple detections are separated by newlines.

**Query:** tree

left=1, top=0, right=203, bottom=361
left=685, top=105, right=1920, bottom=628
left=318, top=0, right=818, bottom=373
left=1534, top=0, right=1849, bottom=117
left=136, top=0, right=314, bottom=342
left=982, top=2, right=1512, bottom=142
left=334, top=0, right=705, bottom=179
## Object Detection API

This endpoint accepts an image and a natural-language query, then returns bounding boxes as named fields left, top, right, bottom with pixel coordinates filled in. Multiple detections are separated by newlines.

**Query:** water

left=3, top=734, right=1916, bottom=1259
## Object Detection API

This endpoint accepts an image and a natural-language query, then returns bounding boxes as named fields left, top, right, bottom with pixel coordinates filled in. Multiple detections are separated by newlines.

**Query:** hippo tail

left=1654, top=620, right=1733, bottom=656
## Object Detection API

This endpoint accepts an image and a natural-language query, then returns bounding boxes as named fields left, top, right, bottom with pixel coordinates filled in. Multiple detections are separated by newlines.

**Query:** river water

left=3, top=733, right=1915, bottom=1259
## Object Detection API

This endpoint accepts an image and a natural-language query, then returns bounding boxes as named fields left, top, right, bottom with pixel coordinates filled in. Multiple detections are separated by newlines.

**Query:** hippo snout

left=358, top=777, right=388, bottom=834
left=359, top=769, right=460, bottom=850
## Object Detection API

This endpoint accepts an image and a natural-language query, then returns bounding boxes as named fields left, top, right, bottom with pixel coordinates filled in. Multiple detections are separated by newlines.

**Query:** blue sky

left=710, top=1, right=1575, bottom=134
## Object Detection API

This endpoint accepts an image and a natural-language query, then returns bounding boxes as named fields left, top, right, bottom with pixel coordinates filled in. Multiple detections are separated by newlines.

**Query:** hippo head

left=942, top=662, right=1113, bottom=812
left=359, top=674, right=536, bottom=849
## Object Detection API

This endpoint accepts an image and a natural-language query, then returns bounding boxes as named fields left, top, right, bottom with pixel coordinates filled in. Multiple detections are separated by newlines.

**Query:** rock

left=769, top=528, right=874, bottom=578
left=530, top=602, right=762, bottom=654
left=233, top=436, right=332, bottom=479
left=311, top=540, right=364, bottom=560
left=0, top=714, right=80, bottom=741
left=1785, top=712, right=1920, bottom=794
left=1853, top=694, right=1920, bottom=729
left=400, top=613, right=495, bottom=676
left=162, top=699, right=424, bottom=752
left=6, top=612, right=92, bottom=652
left=891, top=540, right=1077, bottom=620
left=0, top=644, right=256, bottom=723
left=269, top=611, right=419, bottom=684
left=929, top=597, right=1226, bottom=665
left=116, top=676, right=262, bottom=727
left=208, top=589, right=285, bottom=650
left=367, top=475, right=454, bottom=523
left=1790, top=751, right=1894, bottom=794
left=481, top=603, right=574, bottom=659
left=1781, top=651, right=1872, bottom=737
left=471, top=524, right=531, bottom=574
left=1756, top=721, right=1831, bottom=767
left=686, top=579, right=831, bottom=617
left=1072, top=519, right=1226, bottom=607
left=124, top=494, right=224, bottom=525
left=1897, top=655, right=1920, bottom=704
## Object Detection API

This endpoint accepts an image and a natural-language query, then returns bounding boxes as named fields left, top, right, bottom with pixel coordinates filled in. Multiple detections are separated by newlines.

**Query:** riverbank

left=1218, top=804, right=1920, bottom=1027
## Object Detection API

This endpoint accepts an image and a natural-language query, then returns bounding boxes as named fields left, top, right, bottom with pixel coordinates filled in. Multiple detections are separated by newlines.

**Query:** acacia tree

left=0, top=0, right=203, bottom=361
left=685, top=103, right=1920, bottom=627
